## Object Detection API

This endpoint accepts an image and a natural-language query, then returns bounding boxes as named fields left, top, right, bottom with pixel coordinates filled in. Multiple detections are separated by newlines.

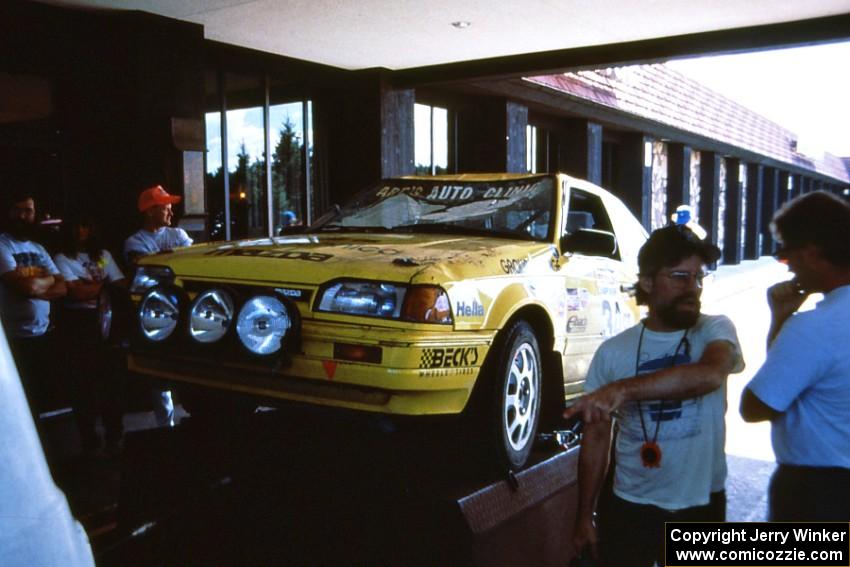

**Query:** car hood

left=146, top=232, right=556, bottom=285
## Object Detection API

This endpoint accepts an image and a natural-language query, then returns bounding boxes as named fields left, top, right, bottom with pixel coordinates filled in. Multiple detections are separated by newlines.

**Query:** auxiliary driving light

left=236, top=295, right=292, bottom=356
left=138, top=287, right=181, bottom=342
left=188, top=288, right=234, bottom=344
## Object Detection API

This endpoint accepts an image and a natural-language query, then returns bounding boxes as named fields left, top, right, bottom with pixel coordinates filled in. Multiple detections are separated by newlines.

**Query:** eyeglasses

left=773, top=243, right=798, bottom=261
left=660, top=270, right=707, bottom=288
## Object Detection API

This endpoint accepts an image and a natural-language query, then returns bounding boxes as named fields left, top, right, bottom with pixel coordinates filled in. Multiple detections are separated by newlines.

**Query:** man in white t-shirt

left=0, top=192, right=67, bottom=414
left=124, top=185, right=193, bottom=428
left=564, top=225, right=744, bottom=567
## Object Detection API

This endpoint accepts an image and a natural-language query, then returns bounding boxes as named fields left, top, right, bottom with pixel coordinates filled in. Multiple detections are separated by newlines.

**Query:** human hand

left=573, top=515, right=599, bottom=563
left=767, top=279, right=808, bottom=321
left=563, top=384, right=623, bottom=424
left=16, top=266, right=48, bottom=278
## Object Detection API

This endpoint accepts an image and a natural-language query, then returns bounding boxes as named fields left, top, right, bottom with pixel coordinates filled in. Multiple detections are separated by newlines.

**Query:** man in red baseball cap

left=123, top=185, right=192, bottom=266
left=123, top=185, right=193, bottom=428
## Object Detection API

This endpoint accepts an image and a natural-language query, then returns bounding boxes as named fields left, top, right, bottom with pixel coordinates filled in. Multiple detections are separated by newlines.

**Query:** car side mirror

left=560, top=228, right=617, bottom=257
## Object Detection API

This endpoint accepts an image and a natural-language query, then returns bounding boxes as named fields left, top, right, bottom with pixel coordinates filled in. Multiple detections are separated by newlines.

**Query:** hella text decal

left=455, top=300, right=485, bottom=318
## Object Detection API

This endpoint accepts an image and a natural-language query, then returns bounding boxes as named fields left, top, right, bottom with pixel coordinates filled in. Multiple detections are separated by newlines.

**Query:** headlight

left=236, top=295, right=292, bottom=356
left=188, top=289, right=234, bottom=344
left=317, top=280, right=452, bottom=324
left=401, top=285, right=453, bottom=324
left=317, top=281, right=405, bottom=318
left=138, top=287, right=181, bottom=342
left=130, top=266, right=175, bottom=294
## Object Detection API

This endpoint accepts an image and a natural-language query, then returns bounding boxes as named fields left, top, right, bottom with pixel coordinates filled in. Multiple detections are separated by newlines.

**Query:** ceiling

left=37, top=0, right=850, bottom=71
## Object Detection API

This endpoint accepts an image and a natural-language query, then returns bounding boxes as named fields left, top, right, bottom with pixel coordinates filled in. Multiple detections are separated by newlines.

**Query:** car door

left=559, top=185, right=640, bottom=397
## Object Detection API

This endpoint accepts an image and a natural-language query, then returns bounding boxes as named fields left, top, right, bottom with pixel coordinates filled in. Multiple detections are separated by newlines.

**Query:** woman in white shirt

left=54, top=217, right=126, bottom=457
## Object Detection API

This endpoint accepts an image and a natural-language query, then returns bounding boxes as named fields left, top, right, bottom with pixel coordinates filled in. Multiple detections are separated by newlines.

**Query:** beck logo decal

left=455, top=300, right=484, bottom=317
left=419, top=347, right=480, bottom=369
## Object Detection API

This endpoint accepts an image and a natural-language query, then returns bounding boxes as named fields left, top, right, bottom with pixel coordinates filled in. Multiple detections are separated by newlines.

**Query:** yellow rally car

left=119, top=173, right=646, bottom=469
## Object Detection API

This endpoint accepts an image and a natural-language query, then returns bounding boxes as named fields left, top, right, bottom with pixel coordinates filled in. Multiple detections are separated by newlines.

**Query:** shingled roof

left=525, top=64, right=849, bottom=183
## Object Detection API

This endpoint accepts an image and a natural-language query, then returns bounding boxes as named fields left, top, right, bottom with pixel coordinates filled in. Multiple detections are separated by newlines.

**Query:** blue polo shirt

left=747, top=285, right=850, bottom=469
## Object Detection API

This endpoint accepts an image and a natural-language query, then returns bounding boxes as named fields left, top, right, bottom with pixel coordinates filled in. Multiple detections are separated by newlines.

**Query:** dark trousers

left=769, top=464, right=850, bottom=521
left=9, top=332, right=53, bottom=417
left=598, top=491, right=726, bottom=567
left=60, top=308, right=125, bottom=451
left=9, top=332, right=57, bottom=462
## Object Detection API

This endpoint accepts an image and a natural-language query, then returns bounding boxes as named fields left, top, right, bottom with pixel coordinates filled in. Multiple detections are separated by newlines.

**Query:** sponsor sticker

left=274, top=287, right=311, bottom=302
left=376, top=185, right=426, bottom=198
left=567, top=315, right=588, bottom=333
left=205, top=249, right=333, bottom=262
left=426, top=185, right=475, bottom=201
left=339, top=244, right=402, bottom=256
left=566, top=288, right=582, bottom=311
left=455, top=300, right=485, bottom=318
left=500, top=258, right=528, bottom=274
left=419, top=347, right=480, bottom=369
left=482, top=184, right=536, bottom=199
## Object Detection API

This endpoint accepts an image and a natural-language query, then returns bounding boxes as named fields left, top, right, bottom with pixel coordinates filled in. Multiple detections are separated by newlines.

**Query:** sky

left=206, top=103, right=306, bottom=174
left=667, top=40, right=850, bottom=158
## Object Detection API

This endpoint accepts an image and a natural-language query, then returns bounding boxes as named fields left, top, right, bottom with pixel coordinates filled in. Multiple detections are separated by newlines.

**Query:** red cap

left=138, top=185, right=181, bottom=213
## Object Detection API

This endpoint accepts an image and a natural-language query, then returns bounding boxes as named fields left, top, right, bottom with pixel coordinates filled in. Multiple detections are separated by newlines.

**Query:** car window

left=601, top=192, right=648, bottom=269
left=564, top=187, right=618, bottom=259
left=314, top=177, right=555, bottom=241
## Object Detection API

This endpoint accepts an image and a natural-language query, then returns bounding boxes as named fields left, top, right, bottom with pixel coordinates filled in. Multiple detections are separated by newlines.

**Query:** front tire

left=489, top=320, right=542, bottom=470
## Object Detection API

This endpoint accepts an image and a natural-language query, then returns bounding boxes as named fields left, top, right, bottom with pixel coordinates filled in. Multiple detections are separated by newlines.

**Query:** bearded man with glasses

left=564, top=224, right=745, bottom=567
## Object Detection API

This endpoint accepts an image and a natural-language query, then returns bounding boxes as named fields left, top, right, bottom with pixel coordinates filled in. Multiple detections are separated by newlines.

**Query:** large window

left=414, top=103, right=448, bottom=175
left=269, top=100, right=310, bottom=235
left=205, top=69, right=313, bottom=241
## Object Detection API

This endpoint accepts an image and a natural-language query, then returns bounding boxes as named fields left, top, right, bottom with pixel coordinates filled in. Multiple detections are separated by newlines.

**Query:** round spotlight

left=188, top=289, right=234, bottom=344
left=236, top=295, right=291, bottom=356
left=138, top=288, right=181, bottom=342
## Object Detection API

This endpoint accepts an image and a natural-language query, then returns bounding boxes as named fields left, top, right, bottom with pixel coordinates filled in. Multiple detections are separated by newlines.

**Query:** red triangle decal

left=322, top=360, right=337, bottom=380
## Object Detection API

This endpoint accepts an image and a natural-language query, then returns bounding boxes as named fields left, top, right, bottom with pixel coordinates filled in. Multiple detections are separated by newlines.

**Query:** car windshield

left=313, top=177, right=555, bottom=241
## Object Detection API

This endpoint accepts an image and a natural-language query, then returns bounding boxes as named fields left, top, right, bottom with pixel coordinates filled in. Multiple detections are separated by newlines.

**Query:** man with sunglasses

left=740, top=191, right=850, bottom=521
left=564, top=224, right=744, bottom=566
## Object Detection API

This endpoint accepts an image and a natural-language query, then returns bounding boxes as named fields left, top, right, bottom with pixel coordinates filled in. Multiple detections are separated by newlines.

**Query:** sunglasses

left=773, top=242, right=800, bottom=262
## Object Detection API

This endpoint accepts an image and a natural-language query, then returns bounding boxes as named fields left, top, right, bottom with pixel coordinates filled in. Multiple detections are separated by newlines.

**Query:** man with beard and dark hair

left=0, top=191, right=67, bottom=415
left=563, top=225, right=744, bottom=567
